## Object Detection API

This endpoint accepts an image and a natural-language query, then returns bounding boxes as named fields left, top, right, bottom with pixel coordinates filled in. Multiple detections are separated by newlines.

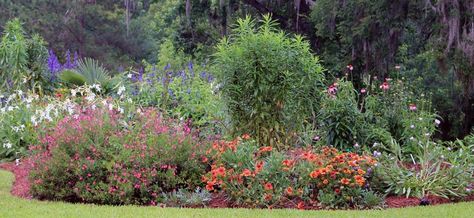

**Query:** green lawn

left=0, top=170, right=473, bottom=218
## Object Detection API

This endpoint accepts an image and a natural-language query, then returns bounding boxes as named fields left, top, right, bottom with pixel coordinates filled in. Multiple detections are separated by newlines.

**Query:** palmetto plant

left=75, top=57, right=110, bottom=85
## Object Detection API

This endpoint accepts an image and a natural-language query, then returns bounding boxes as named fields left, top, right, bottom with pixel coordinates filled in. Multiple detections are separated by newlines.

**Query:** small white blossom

left=435, top=119, right=441, bottom=125
left=354, top=143, right=360, bottom=148
left=127, top=73, right=133, bottom=78
left=410, top=124, right=415, bottom=129
left=15, top=159, right=20, bottom=166
left=117, top=86, right=126, bottom=96
left=3, top=142, right=12, bottom=149
left=91, top=84, right=101, bottom=92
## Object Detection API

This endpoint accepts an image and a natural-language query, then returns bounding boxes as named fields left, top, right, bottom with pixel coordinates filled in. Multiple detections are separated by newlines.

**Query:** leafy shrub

left=30, top=106, right=210, bottom=205
left=202, top=137, right=378, bottom=209
left=213, top=15, right=325, bottom=148
left=0, top=19, right=48, bottom=93
left=121, top=62, right=224, bottom=129
left=318, top=80, right=365, bottom=150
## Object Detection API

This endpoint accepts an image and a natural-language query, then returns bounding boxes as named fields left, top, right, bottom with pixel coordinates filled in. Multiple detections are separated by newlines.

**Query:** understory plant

left=29, top=106, right=210, bottom=205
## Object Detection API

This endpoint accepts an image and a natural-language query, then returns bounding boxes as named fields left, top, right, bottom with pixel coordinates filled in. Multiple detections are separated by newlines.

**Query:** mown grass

left=0, top=170, right=473, bottom=218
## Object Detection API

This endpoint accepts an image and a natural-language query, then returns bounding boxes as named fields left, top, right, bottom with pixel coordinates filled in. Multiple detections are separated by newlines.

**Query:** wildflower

left=91, top=84, right=101, bottom=92
left=264, top=182, right=273, bottom=191
left=373, top=151, right=382, bottom=158
left=264, top=193, right=273, bottom=201
left=380, top=81, right=390, bottom=91
left=409, top=103, right=417, bottom=111
left=117, top=86, right=126, bottom=96
left=206, top=181, right=215, bottom=191
left=312, top=135, right=320, bottom=141
left=322, top=179, right=329, bottom=185
left=435, top=119, right=441, bottom=125
left=127, top=73, right=133, bottom=79
left=282, top=159, right=294, bottom=168
left=297, top=201, right=305, bottom=210
left=3, top=142, right=12, bottom=149
left=327, top=83, right=338, bottom=96
left=286, top=187, right=294, bottom=195
left=360, top=88, right=367, bottom=94
left=395, top=65, right=401, bottom=70
left=347, top=64, right=354, bottom=71
left=259, top=146, right=273, bottom=152
left=241, top=169, right=253, bottom=177
left=410, top=124, right=415, bottom=129
left=372, top=142, right=379, bottom=147
left=309, top=170, right=320, bottom=178
left=255, top=161, right=264, bottom=174
left=241, top=133, right=250, bottom=140
left=15, top=159, right=20, bottom=166
left=340, top=178, right=350, bottom=185
left=354, top=143, right=360, bottom=148
left=357, top=169, right=366, bottom=175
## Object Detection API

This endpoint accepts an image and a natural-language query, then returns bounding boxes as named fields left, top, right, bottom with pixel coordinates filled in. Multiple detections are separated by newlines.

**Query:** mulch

left=1, top=160, right=473, bottom=209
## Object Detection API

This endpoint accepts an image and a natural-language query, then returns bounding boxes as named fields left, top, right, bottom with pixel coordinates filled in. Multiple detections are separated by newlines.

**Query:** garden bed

left=2, top=160, right=473, bottom=210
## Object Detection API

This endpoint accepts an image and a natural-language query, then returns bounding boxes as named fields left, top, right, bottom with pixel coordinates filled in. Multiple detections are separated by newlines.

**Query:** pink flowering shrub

left=29, top=107, right=210, bottom=205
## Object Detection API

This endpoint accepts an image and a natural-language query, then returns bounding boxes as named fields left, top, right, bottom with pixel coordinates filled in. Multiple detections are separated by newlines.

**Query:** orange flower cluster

left=306, top=147, right=376, bottom=191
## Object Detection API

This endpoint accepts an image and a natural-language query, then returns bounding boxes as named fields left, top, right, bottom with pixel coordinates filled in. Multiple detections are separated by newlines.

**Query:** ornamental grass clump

left=29, top=107, right=210, bottom=205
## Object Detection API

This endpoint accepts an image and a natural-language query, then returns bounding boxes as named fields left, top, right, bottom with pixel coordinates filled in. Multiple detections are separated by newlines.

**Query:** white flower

left=17, top=90, right=23, bottom=96
left=15, top=159, right=20, bottom=166
left=118, top=107, right=124, bottom=114
left=372, top=142, right=379, bottom=147
left=3, top=142, right=12, bottom=149
left=127, top=73, right=133, bottom=78
left=447, top=147, right=452, bottom=151
left=435, top=119, right=441, bottom=125
left=373, top=151, right=382, bottom=158
left=7, top=106, right=14, bottom=111
left=108, top=104, right=113, bottom=111
left=85, top=93, right=96, bottom=102
left=410, top=124, right=415, bottom=129
left=91, top=84, right=101, bottom=92
left=71, top=89, right=77, bottom=97
left=425, top=133, right=430, bottom=137
left=31, top=116, right=38, bottom=126
left=117, top=86, right=126, bottom=96
left=409, top=136, right=415, bottom=140
left=91, top=104, right=97, bottom=110
left=73, top=114, right=80, bottom=120
left=354, top=143, right=360, bottom=148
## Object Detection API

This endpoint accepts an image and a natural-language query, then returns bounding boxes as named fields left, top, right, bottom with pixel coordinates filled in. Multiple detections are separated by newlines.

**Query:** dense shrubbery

left=29, top=107, right=210, bottom=205
left=214, top=16, right=325, bottom=149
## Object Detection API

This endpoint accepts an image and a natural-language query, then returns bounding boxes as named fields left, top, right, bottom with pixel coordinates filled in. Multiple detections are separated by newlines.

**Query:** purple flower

left=63, top=50, right=74, bottom=69
left=47, top=49, right=62, bottom=80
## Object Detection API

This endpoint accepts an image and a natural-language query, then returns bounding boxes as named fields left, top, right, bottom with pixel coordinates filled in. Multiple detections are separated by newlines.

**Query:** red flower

left=201, top=156, right=208, bottom=163
left=241, top=134, right=250, bottom=140
left=264, top=193, right=273, bottom=201
left=297, top=201, right=305, bottom=210
left=241, top=169, right=253, bottom=177
left=206, top=181, right=215, bottom=191
left=327, top=83, right=338, bottom=95
left=340, top=178, right=350, bottom=185
left=264, top=182, right=273, bottom=191
left=282, top=159, right=294, bottom=168
left=259, top=146, right=273, bottom=152
left=255, top=161, right=264, bottom=174
left=286, top=186, right=294, bottom=195
left=409, top=103, right=417, bottom=111
left=380, top=81, right=390, bottom=91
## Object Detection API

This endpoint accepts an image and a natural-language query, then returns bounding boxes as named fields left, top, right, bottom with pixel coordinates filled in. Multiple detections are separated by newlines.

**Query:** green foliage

left=163, top=188, right=212, bottom=207
left=375, top=140, right=474, bottom=199
left=75, top=58, right=110, bottom=85
left=213, top=15, right=325, bottom=148
left=318, top=80, right=364, bottom=150
left=0, top=19, right=48, bottom=92
left=59, top=70, right=87, bottom=86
